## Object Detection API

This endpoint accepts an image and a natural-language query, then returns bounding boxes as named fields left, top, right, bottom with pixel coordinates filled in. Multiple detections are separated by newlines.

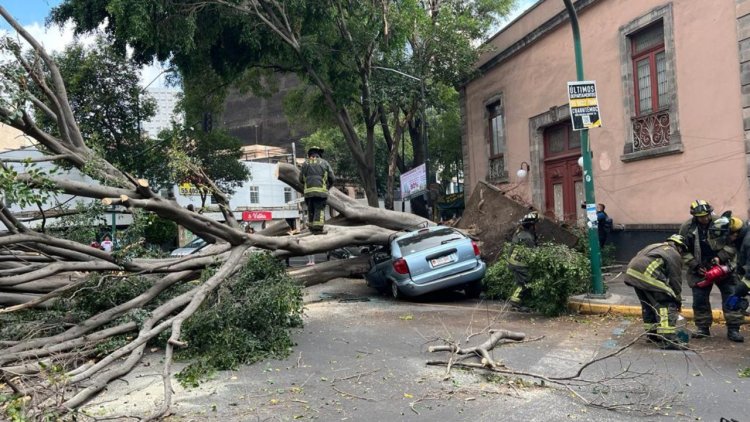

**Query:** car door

left=366, top=249, right=392, bottom=288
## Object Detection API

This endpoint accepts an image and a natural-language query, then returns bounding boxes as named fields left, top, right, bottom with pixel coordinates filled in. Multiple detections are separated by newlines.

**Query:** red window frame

left=631, top=22, right=665, bottom=116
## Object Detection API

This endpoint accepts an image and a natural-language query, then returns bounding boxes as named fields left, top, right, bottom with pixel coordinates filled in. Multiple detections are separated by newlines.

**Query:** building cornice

left=471, top=0, right=603, bottom=82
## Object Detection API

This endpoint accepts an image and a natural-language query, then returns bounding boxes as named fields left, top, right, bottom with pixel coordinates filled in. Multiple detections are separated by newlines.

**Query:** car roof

left=393, top=225, right=455, bottom=241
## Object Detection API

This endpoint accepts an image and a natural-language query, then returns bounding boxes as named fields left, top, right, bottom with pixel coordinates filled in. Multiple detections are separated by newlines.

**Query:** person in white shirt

left=100, top=234, right=114, bottom=252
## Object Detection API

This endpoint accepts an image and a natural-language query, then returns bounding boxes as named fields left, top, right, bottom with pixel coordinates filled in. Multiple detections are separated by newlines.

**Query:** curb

left=567, top=299, right=748, bottom=323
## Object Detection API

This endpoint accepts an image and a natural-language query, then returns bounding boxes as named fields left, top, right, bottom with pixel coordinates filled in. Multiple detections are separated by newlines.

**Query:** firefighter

left=703, top=213, right=745, bottom=342
left=722, top=216, right=750, bottom=332
left=678, top=200, right=716, bottom=338
left=299, top=146, right=335, bottom=234
left=507, top=211, right=539, bottom=310
left=624, top=234, right=688, bottom=349
left=679, top=201, right=743, bottom=341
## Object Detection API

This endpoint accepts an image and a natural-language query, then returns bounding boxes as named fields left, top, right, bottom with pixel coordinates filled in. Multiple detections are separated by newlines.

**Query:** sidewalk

left=568, top=264, right=750, bottom=323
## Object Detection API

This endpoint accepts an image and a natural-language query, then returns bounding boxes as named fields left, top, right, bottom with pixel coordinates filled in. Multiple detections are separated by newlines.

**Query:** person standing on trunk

left=299, top=146, right=335, bottom=234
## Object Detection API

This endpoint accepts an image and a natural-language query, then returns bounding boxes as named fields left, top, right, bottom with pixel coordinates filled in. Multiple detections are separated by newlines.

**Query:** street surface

left=86, top=276, right=750, bottom=421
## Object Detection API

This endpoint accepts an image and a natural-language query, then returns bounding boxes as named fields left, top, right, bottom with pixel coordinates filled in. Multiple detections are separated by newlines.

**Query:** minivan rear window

left=397, top=228, right=464, bottom=256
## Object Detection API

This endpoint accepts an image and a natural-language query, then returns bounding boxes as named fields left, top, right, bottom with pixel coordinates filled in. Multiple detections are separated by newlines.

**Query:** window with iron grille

left=488, top=100, right=505, bottom=158
left=619, top=5, right=681, bottom=160
left=486, top=97, right=507, bottom=182
left=249, top=186, right=259, bottom=204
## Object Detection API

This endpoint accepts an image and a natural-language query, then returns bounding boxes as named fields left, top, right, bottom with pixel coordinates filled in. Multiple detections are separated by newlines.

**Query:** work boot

left=657, top=338, right=688, bottom=351
left=727, top=327, right=745, bottom=343
left=645, top=330, right=660, bottom=343
left=692, top=326, right=711, bottom=339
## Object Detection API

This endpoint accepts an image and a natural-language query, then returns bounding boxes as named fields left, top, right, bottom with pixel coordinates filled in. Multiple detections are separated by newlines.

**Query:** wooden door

left=543, top=123, right=583, bottom=222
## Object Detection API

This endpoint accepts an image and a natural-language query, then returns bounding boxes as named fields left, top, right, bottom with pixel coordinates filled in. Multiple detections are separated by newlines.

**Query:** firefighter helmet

left=709, top=217, right=731, bottom=238
left=667, top=234, right=687, bottom=252
left=709, top=215, right=744, bottom=238
left=520, top=211, right=539, bottom=225
left=307, top=146, right=324, bottom=157
left=689, top=199, right=713, bottom=217
left=730, top=217, right=744, bottom=233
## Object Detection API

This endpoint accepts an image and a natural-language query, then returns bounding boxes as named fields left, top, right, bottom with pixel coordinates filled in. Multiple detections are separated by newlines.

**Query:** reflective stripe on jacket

left=624, top=242, right=682, bottom=299
left=299, top=157, right=335, bottom=198
left=507, top=228, right=536, bottom=267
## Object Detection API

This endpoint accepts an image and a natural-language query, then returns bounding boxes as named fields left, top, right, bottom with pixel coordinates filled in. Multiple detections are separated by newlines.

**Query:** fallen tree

left=0, top=7, right=431, bottom=419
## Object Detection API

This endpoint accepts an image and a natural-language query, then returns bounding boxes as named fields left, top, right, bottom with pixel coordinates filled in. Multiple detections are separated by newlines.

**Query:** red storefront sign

left=242, top=211, right=272, bottom=221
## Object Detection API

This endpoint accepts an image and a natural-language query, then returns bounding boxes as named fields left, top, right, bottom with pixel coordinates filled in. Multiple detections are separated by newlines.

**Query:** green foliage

left=176, top=252, right=304, bottom=387
left=51, top=0, right=513, bottom=202
left=428, top=86, right=463, bottom=187
left=300, top=127, right=396, bottom=194
left=36, top=36, right=175, bottom=188
left=161, top=125, right=250, bottom=199
left=738, top=367, right=750, bottom=378
left=47, top=201, right=106, bottom=245
left=484, top=243, right=591, bottom=316
left=0, top=393, right=28, bottom=422
left=70, top=275, right=152, bottom=316
left=0, top=160, right=60, bottom=209
left=601, top=243, right=617, bottom=267
left=0, top=307, right=85, bottom=342
left=143, top=214, right=178, bottom=248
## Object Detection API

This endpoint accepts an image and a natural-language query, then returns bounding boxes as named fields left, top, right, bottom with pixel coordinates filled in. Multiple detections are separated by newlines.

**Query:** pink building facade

left=461, top=0, right=750, bottom=240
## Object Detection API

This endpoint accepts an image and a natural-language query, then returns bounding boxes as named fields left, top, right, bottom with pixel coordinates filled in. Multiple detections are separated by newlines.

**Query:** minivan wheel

left=390, top=281, right=401, bottom=299
left=464, top=280, right=482, bottom=299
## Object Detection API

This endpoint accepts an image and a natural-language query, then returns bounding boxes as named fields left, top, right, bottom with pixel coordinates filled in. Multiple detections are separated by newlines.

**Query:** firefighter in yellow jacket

left=507, top=211, right=539, bottom=310
left=624, top=234, right=688, bottom=349
left=299, top=146, right=335, bottom=234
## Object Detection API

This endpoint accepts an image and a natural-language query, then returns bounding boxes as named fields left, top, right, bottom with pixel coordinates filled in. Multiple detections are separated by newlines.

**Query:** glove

left=726, top=295, right=743, bottom=311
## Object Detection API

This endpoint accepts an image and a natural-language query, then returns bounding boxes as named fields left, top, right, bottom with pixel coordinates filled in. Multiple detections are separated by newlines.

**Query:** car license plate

left=431, top=255, right=454, bottom=267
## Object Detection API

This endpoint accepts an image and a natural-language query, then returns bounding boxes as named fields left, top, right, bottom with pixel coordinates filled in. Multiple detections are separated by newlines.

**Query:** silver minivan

left=365, top=226, right=486, bottom=299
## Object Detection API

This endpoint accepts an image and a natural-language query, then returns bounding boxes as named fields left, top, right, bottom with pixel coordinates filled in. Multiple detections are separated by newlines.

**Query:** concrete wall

left=463, top=0, right=748, bottom=227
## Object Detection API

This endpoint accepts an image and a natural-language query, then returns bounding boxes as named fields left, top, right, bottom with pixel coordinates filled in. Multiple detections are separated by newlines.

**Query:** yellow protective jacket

left=507, top=227, right=536, bottom=267
left=299, top=157, right=335, bottom=198
left=624, top=242, right=683, bottom=300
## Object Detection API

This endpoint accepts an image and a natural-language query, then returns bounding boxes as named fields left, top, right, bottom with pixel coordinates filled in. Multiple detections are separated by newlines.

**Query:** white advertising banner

left=400, top=163, right=427, bottom=200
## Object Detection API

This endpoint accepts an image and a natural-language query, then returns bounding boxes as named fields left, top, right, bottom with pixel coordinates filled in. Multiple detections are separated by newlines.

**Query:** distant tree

left=36, top=37, right=177, bottom=188
left=300, top=126, right=395, bottom=196
left=428, top=85, right=463, bottom=190
left=51, top=0, right=513, bottom=211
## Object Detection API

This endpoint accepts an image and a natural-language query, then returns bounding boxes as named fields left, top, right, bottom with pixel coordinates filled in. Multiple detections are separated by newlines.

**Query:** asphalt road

left=86, top=277, right=750, bottom=421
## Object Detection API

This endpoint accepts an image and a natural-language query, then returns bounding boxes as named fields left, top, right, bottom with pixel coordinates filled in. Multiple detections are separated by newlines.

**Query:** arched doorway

left=543, top=123, right=584, bottom=223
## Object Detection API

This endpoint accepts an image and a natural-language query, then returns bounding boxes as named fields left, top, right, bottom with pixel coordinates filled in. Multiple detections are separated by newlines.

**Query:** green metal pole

left=563, top=0, right=604, bottom=296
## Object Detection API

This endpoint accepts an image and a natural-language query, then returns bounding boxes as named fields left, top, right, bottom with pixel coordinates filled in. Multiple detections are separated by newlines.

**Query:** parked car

left=364, top=226, right=486, bottom=299
left=170, top=237, right=208, bottom=257
left=326, top=245, right=374, bottom=260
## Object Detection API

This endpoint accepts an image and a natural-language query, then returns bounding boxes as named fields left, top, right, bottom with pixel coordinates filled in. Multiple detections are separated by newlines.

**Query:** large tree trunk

left=0, top=7, right=433, bottom=417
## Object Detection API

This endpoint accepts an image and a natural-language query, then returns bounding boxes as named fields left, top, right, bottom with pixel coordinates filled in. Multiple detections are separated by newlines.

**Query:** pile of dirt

left=456, top=181, right=580, bottom=265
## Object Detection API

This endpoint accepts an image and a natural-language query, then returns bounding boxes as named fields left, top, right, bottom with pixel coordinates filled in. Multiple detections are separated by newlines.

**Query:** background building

left=142, top=88, right=182, bottom=138
left=461, top=0, right=749, bottom=259
left=218, top=73, right=311, bottom=158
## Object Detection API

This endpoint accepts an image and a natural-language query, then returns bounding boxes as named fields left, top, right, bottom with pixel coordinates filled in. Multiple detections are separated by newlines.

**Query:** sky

left=0, top=0, right=539, bottom=90
left=0, top=0, right=173, bottom=90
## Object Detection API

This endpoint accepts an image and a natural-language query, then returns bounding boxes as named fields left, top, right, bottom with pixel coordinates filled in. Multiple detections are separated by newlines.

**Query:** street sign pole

left=563, top=0, right=604, bottom=297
